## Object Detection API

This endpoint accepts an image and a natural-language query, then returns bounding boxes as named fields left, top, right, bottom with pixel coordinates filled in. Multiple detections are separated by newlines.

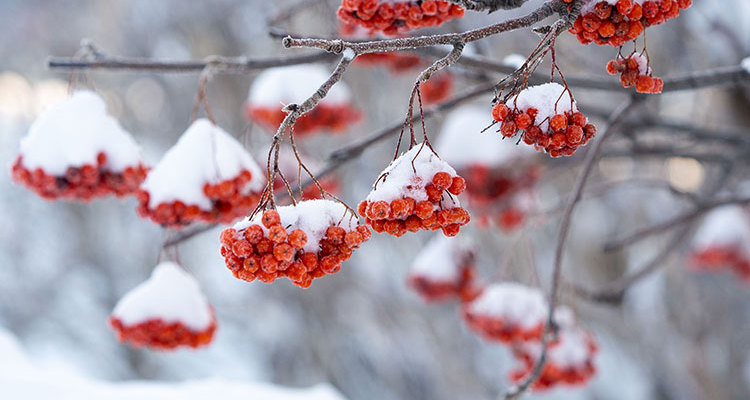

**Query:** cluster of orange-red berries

left=510, top=333, right=599, bottom=391
left=690, top=246, right=750, bottom=281
left=606, top=53, right=664, bottom=93
left=108, top=314, right=217, bottom=351
left=492, top=103, right=596, bottom=158
left=566, top=0, right=692, bottom=47
left=136, top=170, right=261, bottom=228
left=220, top=210, right=371, bottom=288
left=338, top=0, right=464, bottom=36
left=408, top=260, right=479, bottom=303
left=245, top=104, right=361, bottom=137
left=10, top=152, right=147, bottom=202
left=359, top=171, right=470, bottom=237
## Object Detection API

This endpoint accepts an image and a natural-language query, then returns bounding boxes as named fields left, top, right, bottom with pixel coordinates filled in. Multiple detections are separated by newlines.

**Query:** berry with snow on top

left=244, top=65, right=361, bottom=136
left=11, top=90, right=147, bottom=201
left=358, top=144, right=470, bottom=237
left=337, top=0, right=465, bottom=37
left=220, top=200, right=371, bottom=288
left=136, top=119, right=265, bottom=228
left=606, top=52, right=663, bottom=93
left=689, top=205, right=750, bottom=281
left=407, top=235, right=480, bottom=302
left=109, top=262, right=217, bottom=350
left=509, top=307, right=599, bottom=391
left=420, top=70, right=454, bottom=105
left=462, top=282, right=548, bottom=343
left=491, top=83, right=596, bottom=158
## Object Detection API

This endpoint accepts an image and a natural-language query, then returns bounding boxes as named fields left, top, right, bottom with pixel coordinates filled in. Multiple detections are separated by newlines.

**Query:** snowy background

left=1, top=0, right=750, bottom=399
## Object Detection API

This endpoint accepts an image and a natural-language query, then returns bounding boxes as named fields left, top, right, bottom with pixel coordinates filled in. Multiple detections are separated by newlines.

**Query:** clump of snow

left=112, top=262, right=213, bottom=331
left=141, top=118, right=264, bottom=210
left=410, top=235, right=473, bottom=281
left=630, top=52, right=652, bottom=76
left=466, top=282, right=548, bottom=330
left=436, top=106, right=535, bottom=170
left=248, top=65, right=352, bottom=107
left=503, top=54, right=526, bottom=69
left=692, top=205, right=750, bottom=256
left=234, top=200, right=358, bottom=253
left=510, top=83, right=578, bottom=132
left=581, top=0, right=645, bottom=15
left=366, top=144, right=458, bottom=204
left=742, top=57, right=750, bottom=74
left=19, top=90, right=142, bottom=175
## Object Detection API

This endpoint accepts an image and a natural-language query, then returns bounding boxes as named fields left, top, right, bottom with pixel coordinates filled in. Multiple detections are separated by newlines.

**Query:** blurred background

left=1, top=0, right=750, bottom=399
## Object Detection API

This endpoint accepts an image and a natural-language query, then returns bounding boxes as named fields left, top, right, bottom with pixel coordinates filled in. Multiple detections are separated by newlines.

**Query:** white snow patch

left=410, top=235, right=473, bottom=281
left=366, top=144, right=458, bottom=204
left=112, top=262, right=213, bottom=331
left=248, top=65, right=352, bottom=107
left=630, top=52, right=652, bottom=76
left=19, top=90, right=142, bottom=175
left=692, top=205, right=750, bottom=256
left=510, top=83, right=579, bottom=132
left=141, top=118, right=264, bottom=210
left=742, top=57, right=750, bottom=74
left=436, top=106, right=535, bottom=169
left=233, top=200, right=358, bottom=253
left=466, top=282, right=548, bottom=330
left=503, top=54, right=526, bottom=69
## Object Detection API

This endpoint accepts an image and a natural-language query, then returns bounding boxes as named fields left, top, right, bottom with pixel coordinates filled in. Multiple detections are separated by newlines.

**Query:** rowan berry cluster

left=137, top=169, right=261, bottom=227
left=491, top=83, right=596, bottom=157
left=220, top=202, right=371, bottom=288
left=462, top=283, right=547, bottom=343
left=355, top=52, right=423, bottom=72
left=337, top=0, right=465, bottom=36
left=360, top=146, right=470, bottom=237
left=109, top=314, right=217, bottom=350
left=606, top=52, right=663, bottom=93
left=566, top=0, right=692, bottom=47
left=407, top=236, right=481, bottom=302
left=11, top=152, right=147, bottom=201
left=420, top=70, right=454, bottom=105
left=690, top=246, right=750, bottom=280
left=690, top=206, right=750, bottom=281
left=246, top=104, right=362, bottom=137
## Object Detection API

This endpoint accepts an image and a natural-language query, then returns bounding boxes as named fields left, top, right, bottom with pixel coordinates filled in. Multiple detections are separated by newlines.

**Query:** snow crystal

left=248, top=65, right=352, bottom=107
left=436, top=106, right=535, bottom=170
left=19, top=90, right=142, bottom=175
left=141, top=118, right=264, bottom=210
left=692, top=205, right=750, bottom=256
left=112, top=262, right=213, bottom=331
left=511, top=82, right=578, bottom=132
left=233, top=199, right=358, bottom=253
left=742, top=57, right=750, bottom=74
left=410, top=235, right=473, bottom=281
left=366, top=144, right=458, bottom=204
left=581, top=0, right=645, bottom=15
left=466, top=282, right=548, bottom=329
left=503, top=54, right=526, bottom=69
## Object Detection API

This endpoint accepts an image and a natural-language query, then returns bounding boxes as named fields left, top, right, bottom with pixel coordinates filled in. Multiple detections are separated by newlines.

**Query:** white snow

left=233, top=199, right=359, bottom=253
left=248, top=65, right=352, bottom=108
left=581, top=0, right=645, bottom=15
left=410, top=235, right=473, bottom=281
left=465, top=282, right=548, bottom=330
left=342, top=48, right=356, bottom=61
left=365, top=144, right=459, bottom=204
left=503, top=54, right=526, bottom=69
left=436, top=106, right=535, bottom=170
left=516, top=307, right=595, bottom=367
left=0, top=328, right=347, bottom=400
left=112, top=262, right=213, bottom=331
left=19, top=90, right=142, bottom=175
left=742, top=57, right=750, bottom=74
left=510, top=83, right=579, bottom=132
left=630, top=52, right=652, bottom=76
left=141, top=118, right=264, bottom=210
left=692, top=205, right=750, bottom=256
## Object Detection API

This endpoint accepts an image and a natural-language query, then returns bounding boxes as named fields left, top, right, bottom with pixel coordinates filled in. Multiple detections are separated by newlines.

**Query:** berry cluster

left=408, top=236, right=480, bottom=302
left=690, top=246, right=750, bottom=280
left=420, top=70, right=454, bottom=105
left=337, top=0, right=464, bottom=36
left=360, top=146, right=470, bottom=237
left=566, top=0, right=692, bottom=47
left=462, top=283, right=548, bottom=343
left=11, top=152, right=147, bottom=201
left=246, top=104, right=362, bottom=137
left=355, top=52, right=423, bottom=72
left=491, top=83, right=596, bottom=157
left=690, top=206, right=750, bottom=281
left=606, top=53, right=663, bottom=93
left=220, top=202, right=371, bottom=288
left=109, top=314, right=217, bottom=350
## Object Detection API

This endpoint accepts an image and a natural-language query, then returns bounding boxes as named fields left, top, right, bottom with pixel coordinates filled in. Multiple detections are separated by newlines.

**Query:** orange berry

left=492, top=103, right=509, bottom=121
left=415, top=201, right=434, bottom=219
left=390, top=198, right=409, bottom=219
left=368, top=201, right=390, bottom=220
left=448, top=176, right=466, bottom=195
left=268, top=225, right=288, bottom=243
left=550, top=114, right=568, bottom=131
left=288, top=229, right=308, bottom=249
left=432, top=172, right=453, bottom=190
left=261, top=209, right=281, bottom=228
left=243, top=224, right=264, bottom=244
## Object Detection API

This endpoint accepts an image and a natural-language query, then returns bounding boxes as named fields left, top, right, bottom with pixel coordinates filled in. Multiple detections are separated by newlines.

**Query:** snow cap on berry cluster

left=515, top=306, right=596, bottom=367
left=511, top=83, right=579, bottom=132
left=436, top=106, right=535, bottom=170
left=141, top=118, right=264, bottom=210
left=692, top=205, right=750, bottom=255
left=112, top=262, right=213, bottom=331
left=249, top=65, right=352, bottom=107
left=19, top=90, right=142, bottom=175
left=366, top=145, right=459, bottom=204
left=234, top=200, right=358, bottom=253
left=465, top=282, right=548, bottom=330
left=410, top=235, right=473, bottom=281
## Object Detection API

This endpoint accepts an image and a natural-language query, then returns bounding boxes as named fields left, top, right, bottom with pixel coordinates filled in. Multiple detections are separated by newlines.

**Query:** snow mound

left=234, top=200, right=358, bottom=253
left=511, top=83, right=578, bottom=132
left=436, top=106, right=535, bottom=169
left=112, top=262, right=213, bottom=331
left=248, top=65, right=352, bottom=107
left=465, top=282, right=547, bottom=330
left=692, top=205, right=750, bottom=255
left=410, top=235, right=473, bottom=281
left=19, top=90, right=142, bottom=175
left=141, top=118, right=264, bottom=210
left=366, top=145, right=458, bottom=204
